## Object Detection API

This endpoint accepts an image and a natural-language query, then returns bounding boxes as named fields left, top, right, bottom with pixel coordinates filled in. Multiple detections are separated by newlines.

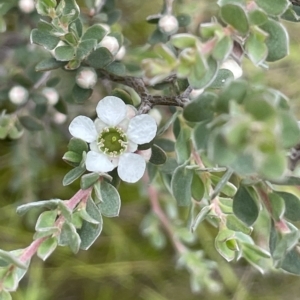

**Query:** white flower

left=69, top=96, right=157, bottom=183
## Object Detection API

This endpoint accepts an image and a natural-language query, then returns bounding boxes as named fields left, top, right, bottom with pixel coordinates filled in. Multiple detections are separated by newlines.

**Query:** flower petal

left=89, top=141, right=98, bottom=152
left=118, top=153, right=146, bottom=183
left=127, top=114, right=157, bottom=144
left=86, top=151, right=115, bottom=172
left=127, top=141, right=138, bottom=153
left=69, top=116, right=98, bottom=143
left=96, top=96, right=127, bottom=126
left=137, top=148, right=152, bottom=161
left=94, top=118, right=107, bottom=133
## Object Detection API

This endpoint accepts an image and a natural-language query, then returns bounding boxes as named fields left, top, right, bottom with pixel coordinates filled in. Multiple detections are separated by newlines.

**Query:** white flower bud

left=53, top=112, right=67, bottom=124
left=115, top=46, right=126, bottom=61
left=220, top=58, right=243, bottom=79
left=98, top=36, right=119, bottom=55
left=75, top=67, right=98, bottom=89
left=8, top=85, right=28, bottom=105
left=42, top=87, right=59, bottom=106
left=18, top=0, right=35, bottom=14
left=158, top=15, right=179, bottom=35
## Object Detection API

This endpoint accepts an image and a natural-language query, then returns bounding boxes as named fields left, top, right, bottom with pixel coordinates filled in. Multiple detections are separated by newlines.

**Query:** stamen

left=97, top=126, right=128, bottom=156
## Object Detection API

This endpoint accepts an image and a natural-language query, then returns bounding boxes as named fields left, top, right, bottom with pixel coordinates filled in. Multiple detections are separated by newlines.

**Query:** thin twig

left=99, top=69, right=190, bottom=112
left=19, top=188, right=92, bottom=263
left=165, top=0, right=175, bottom=14
left=144, top=174, right=187, bottom=254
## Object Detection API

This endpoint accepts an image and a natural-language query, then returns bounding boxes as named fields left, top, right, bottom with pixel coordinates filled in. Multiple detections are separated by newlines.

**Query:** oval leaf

left=233, top=186, right=259, bottom=226
left=171, top=163, right=193, bottom=206
left=98, top=181, right=121, bottom=217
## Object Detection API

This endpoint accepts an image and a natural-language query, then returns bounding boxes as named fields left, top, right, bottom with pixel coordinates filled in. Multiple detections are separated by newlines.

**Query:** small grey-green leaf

left=171, top=163, right=193, bottom=206
left=19, top=116, right=43, bottom=131
left=104, top=61, right=126, bottom=76
left=98, top=181, right=121, bottom=217
left=55, top=45, right=76, bottom=61
left=149, top=144, right=167, bottom=165
left=79, top=208, right=100, bottom=224
left=175, top=127, right=191, bottom=164
left=60, top=222, right=81, bottom=254
left=76, top=39, right=97, bottom=60
left=0, top=290, right=12, bottom=300
left=275, top=191, right=300, bottom=222
left=188, top=57, right=219, bottom=89
left=220, top=4, right=249, bottom=35
left=226, top=214, right=252, bottom=235
left=78, top=197, right=103, bottom=250
left=210, top=69, right=234, bottom=89
left=233, top=186, right=259, bottom=226
left=82, top=24, right=107, bottom=42
left=191, top=173, right=204, bottom=201
left=256, top=0, right=289, bottom=16
left=0, top=250, right=27, bottom=270
left=63, top=166, right=86, bottom=186
left=16, top=199, right=61, bottom=215
left=183, top=92, right=216, bottom=122
left=72, top=84, right=93, bottom=103
left=80, top=173, right=100, bottom=190
left=67, top=137, right=88, bottom=154
left=260, top=19, right=289, bottom=62
left=35, top=58, right=65, bottom=72
left=30, top=28, right=60, bottom=50
left=192, top=121, right=210, bottom=151
left=37, top=237, right=58, bottom=261
left=87, top=47, right=113, bottom=68
left=35, top=210, right=57, bottom=232
left=191, top=205, right=211, bottom=232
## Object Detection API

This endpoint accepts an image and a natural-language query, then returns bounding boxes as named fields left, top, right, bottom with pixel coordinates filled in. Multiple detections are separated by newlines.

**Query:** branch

left=291, top=0, right=300, bottom=6
left=99, top=70, right=190, bottom=113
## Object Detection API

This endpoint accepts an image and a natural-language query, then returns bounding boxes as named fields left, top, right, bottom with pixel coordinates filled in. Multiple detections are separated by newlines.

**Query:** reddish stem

left=145, top=175, right=186, bottom=254
left=19, top=188, right=92, bottom=263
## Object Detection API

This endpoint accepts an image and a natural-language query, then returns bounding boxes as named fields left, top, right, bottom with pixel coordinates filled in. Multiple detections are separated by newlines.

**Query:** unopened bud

left=98, top=36, right=119, bottom=55
left=220, top=58, right=243, bottom=79
left=158, top=15, right=179, bottom=35
left=18, top=0, right=35, bottom=14
left=42, top=87, right=59, bottom=106
left=115, top=46, right=126, bottom=60
left=53, top=112, right=67, bottom=124
left=75, top=67, right=98, bottom=89
left=8, top=85, right=28, bottom=105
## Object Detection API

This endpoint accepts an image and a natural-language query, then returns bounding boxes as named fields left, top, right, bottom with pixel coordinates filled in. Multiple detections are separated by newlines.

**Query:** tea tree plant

left=1, top=0, right=300, bottom=297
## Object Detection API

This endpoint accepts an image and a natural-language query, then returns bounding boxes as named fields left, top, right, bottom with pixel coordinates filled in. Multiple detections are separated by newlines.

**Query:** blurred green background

left=2, top=0, right=300, bottom=299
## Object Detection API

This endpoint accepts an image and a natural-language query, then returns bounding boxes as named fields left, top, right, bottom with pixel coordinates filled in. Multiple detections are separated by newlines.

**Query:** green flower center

left=97, top=127, right=128, bottom=156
